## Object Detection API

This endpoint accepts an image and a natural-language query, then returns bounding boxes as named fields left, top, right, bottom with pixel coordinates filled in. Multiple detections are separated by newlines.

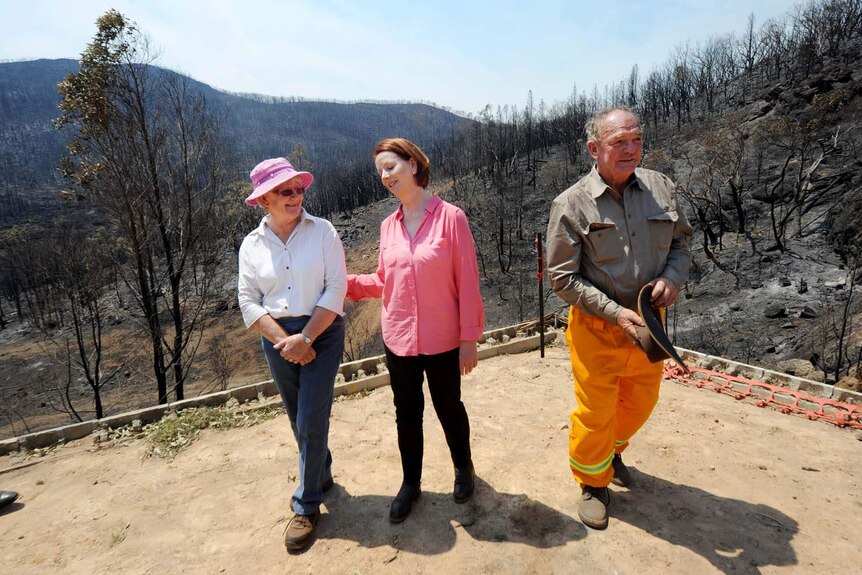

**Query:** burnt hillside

left=0, top=58, right=472, bottom=225
left=375, top=1, right=862, bottom=385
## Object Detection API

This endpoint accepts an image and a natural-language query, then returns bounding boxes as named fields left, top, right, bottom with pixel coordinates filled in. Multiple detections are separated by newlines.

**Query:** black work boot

left=453, top=463, right=475, bottom=503
left=611, top=453, right=633, bottom=487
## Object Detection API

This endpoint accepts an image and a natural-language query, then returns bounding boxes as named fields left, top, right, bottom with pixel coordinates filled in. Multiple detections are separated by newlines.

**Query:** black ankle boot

left=389, top=482, right=421, bottom=523
left=453, top=463, right=475, bottom=503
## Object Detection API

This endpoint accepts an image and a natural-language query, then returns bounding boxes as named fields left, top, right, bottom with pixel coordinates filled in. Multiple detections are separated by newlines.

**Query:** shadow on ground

left=317, top=476, right=586, bottom=554
left=0, top=501, right=23, bottom=515
left=613, top=470, right=799, bottom=574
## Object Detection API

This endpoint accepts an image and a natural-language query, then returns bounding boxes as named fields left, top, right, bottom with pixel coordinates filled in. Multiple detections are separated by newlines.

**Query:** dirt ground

left=1, top=341, right=861, bottom=575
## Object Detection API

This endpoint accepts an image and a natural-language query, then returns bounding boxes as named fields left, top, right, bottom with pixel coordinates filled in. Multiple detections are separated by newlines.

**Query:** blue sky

left=1, top=0, right=801, bottom=115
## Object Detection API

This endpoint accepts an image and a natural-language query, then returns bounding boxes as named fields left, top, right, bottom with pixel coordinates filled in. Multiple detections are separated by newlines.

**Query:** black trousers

left=384, top=345, right=473, bottom=485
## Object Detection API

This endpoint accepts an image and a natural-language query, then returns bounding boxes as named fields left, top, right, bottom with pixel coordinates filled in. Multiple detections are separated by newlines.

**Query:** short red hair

left=373, top=138, right=431, bottom=188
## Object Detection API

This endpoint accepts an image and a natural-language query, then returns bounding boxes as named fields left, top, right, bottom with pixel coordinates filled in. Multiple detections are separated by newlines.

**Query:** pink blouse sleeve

left=450, top=208, right=485, bottom=341
left=346, top=233, right=386, bottom=301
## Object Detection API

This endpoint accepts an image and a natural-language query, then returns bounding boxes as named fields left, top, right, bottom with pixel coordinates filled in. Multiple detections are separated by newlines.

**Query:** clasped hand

left=616, top=277, right=679, bottom=344
left=274, top=333, right=316, bottom=365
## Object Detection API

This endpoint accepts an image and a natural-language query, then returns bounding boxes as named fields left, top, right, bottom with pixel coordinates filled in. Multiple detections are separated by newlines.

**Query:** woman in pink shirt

left=347, top=138, right=485, bottom=523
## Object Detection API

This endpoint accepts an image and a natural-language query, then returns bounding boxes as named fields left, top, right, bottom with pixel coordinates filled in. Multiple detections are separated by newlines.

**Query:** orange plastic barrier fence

left=663, top=363, right=862, bottom=430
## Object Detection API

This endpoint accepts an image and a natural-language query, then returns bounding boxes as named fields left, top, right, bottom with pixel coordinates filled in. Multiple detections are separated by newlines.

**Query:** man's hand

left=616, top=308, right=645, bottom=342
left=274, top=334, right=312, bottom=364
left=650, top=277, right=679, bottom=308
left=459, top=341, right=478, bottom=375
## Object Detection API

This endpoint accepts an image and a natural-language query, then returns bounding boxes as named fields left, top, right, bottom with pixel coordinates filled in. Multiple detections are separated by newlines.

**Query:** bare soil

left=2, top=342, right=861, bottom=575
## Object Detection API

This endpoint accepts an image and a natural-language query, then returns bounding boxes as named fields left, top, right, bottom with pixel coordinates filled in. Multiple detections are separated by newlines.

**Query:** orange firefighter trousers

left=566, top=305, right=664, bottom=488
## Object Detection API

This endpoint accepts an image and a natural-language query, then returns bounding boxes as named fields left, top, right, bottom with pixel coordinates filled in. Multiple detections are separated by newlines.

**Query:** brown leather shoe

left=611, top=454, right=633, bottom=487
left=284, top=511, right=319, bottom=551
left=578, top=485, right=610, bottom=530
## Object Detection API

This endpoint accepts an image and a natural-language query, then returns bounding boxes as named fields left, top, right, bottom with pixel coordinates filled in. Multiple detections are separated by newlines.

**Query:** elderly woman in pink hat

left=237, top=157, right=347, bottom=552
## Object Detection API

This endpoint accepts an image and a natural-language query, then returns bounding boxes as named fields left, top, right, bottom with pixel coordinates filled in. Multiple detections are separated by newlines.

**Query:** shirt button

left=288, top=286, right=291, bottom=290
left=632, top=232, right=637, bottom=237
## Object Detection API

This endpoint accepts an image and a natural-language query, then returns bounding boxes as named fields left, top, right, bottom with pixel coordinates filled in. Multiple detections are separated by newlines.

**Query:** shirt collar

left=586, top=165, right=643, bottom=199
left=253, top=209, right=312, bottom=241
left=394, top=194, right=442, bottom=220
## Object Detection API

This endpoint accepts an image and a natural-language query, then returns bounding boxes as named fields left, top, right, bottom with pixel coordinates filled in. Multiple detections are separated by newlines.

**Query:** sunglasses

left=272, top=187, right=305, bottom=198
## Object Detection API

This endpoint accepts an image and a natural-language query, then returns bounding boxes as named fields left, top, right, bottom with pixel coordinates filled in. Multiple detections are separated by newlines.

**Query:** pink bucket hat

left=245, top=158, right=314, bottom=206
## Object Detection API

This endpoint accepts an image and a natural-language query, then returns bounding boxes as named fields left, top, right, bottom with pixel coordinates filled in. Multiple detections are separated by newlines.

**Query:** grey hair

left=585, top=106, right=638, bottom=143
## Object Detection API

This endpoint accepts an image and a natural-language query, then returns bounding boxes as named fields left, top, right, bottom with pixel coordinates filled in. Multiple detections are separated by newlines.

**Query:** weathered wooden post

left=535, top=232, right=545, bottom=358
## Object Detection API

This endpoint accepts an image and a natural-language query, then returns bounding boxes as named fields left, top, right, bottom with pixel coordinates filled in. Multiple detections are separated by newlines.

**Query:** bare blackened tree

left=832, top=254, right=859, bottom=383
left=756, top=115, right=849, bottom=251
left=43, top=223, right=125, bottom=420
left=0, top=226, right=33, bottom=326
left=56, top=10, right=233, bottom=404
left=740, top=13, right=762, bottom=77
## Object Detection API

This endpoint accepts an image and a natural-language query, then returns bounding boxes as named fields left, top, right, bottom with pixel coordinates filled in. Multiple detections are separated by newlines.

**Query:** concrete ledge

left=479, top=326, right=519, bottom=343
left=478, top=331, right=556, bottom=360
left=0, top=438, right=20, bottom=454
left=335, top=332, right=558, bottom=397
left=18, top=421, right=98, bottom=451
left=1, top=380, right=281, bottom=455
left=1, top=327, right=556, bottom=455
left=339, top=354, right=386, bottom=382
left=335, top=372, right=391, bottom=396
left=676, top=347, right=862, bottom=405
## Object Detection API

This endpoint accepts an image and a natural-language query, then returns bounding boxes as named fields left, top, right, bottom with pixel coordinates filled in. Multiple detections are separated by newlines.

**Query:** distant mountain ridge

left=0, top=59, right=77, bottom=190
left=0, top=58, right=471, bottom=192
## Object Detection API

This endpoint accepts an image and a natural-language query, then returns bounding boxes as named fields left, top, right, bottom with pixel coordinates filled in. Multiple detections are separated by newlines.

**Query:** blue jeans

left=261, top=315, right=344, bottom=515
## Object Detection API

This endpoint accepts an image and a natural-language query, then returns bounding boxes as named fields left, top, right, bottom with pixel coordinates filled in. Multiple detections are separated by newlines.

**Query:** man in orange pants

left=546, top=107, right=692, bottom=530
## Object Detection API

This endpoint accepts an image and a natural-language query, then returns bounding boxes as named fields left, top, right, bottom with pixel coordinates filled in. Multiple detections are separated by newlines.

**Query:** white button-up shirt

left=237, top=210, right=347, bottom=328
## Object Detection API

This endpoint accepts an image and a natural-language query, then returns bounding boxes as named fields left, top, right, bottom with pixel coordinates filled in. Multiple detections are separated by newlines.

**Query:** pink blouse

left=346, top=195, right=485, bottom=356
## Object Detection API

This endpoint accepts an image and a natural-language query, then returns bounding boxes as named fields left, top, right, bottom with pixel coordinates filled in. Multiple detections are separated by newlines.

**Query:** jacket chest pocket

left=647, top=211, right=678, bottom=251
left=584, top=222, right=622, bottom=263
